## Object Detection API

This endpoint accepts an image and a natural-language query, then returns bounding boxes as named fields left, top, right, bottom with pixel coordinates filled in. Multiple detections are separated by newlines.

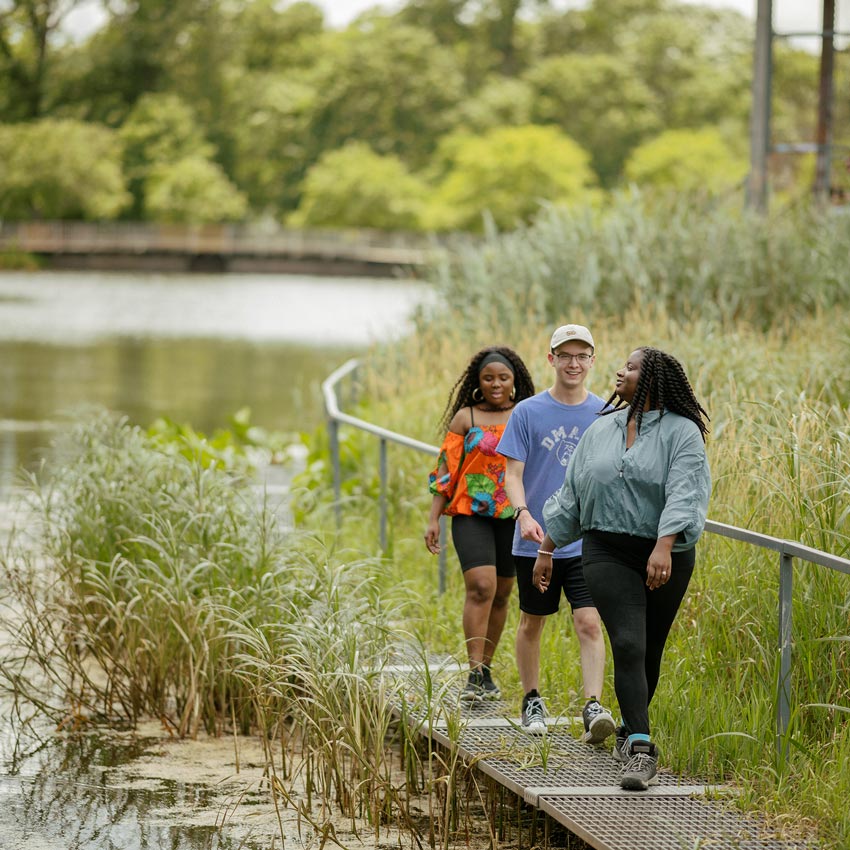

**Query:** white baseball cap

left=550, top=324, right=594, bottom=351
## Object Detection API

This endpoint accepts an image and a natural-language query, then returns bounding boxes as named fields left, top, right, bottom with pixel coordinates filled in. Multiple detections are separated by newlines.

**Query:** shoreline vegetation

left=1, top=192, right=849, bottom=848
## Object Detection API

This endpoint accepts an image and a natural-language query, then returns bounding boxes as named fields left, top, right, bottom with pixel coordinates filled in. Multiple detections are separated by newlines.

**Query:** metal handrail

left=322, top=358, right=850, bottom=763
left=322, top=359, right=447, bottom=592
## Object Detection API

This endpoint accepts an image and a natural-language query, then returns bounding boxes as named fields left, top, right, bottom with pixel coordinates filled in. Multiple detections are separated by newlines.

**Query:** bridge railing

left=0, top=220, right=476, bottom=264
left=322, top=357, right=850, bottom=764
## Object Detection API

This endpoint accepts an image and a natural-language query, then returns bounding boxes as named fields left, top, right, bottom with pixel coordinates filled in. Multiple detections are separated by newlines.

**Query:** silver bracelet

left=536, top=549, right=553, bottom=557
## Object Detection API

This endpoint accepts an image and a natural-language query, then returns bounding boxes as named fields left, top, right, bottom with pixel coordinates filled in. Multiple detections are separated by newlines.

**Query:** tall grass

left=0, top=411, right=465, bottom=846
left=425, top=190, right=850, bottom=334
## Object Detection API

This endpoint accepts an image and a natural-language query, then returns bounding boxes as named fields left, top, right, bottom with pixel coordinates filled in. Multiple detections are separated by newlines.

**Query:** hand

left=532, top=556, right=552, bottom=593
left=518, top=513, right=545, bottom=544
left=424, top=520, right=441, bottom=554
left=646, top=545, right=672, bottom=590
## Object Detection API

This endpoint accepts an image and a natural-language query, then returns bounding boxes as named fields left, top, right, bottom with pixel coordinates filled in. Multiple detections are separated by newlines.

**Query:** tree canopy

left=0, top=0, right=843, bottom=228
left=0, top=119, right=128, bottom=219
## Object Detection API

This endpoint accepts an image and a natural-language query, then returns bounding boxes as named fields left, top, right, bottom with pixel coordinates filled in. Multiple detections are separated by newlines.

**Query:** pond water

left=0, top=270, right=432, bottom=497
left=0, top=269, right=433, bottom=848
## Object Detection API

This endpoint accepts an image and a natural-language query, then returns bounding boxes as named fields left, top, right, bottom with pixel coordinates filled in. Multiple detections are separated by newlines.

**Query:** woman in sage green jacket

left=536, top=347, right=710, bottom=791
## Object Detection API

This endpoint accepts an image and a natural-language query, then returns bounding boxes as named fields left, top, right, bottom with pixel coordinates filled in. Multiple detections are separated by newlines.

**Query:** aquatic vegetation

left=0, top=411, right=453, bottom=845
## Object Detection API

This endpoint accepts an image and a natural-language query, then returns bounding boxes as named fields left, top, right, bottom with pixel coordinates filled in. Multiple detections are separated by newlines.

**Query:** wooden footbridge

left=0, top=221, right=437, bottom=276
left=323, top=359, right=850, bottom=850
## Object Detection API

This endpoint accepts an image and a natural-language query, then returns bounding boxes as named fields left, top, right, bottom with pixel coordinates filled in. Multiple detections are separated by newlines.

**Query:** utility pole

left=747, top=0, right=773, bottom=211
left=813, top=0, right=836, bottom=200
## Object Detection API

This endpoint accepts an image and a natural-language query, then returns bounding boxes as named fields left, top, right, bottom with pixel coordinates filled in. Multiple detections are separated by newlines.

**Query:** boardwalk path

left=388, top=659, right=816, bottom=850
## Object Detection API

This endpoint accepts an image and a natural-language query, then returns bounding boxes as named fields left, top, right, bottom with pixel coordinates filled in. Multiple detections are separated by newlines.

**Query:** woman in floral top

left=425, top=347, right=535, bottom=701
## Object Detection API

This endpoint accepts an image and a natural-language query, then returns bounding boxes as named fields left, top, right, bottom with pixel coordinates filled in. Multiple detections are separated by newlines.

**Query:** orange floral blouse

left=429, top=424, right=513, bottom=518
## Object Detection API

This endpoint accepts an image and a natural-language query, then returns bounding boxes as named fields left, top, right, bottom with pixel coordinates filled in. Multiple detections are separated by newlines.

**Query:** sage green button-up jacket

left=542, top=408, right=711, bottom=552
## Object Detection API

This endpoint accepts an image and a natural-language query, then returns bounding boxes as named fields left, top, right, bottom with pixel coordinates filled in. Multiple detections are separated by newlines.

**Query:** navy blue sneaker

left=480, top=666, right=501, bottom=700
left=612, top=726, right=628, bottom=763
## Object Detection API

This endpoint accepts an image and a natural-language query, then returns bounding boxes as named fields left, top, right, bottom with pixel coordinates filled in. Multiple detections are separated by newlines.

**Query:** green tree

left=59, top=0, right=214, bottom=125
left=119, top=92, right=213, bottom=216
left=233, top=0, right=324, bottom=71
left=624, top=127, right=748, bottom=193
left=397, top=0, right=470, bottom=46
left=426, top=124, right=599, bottom=231
left=618, top=5, right=751, bottom=130
left=0, top=119, right=128, bottom=219
left=304, top=23, right=465, bottom=169
left=289, top=143, right=427, bottom=230
left=0, top=0, right=86, bottom=119
left=453, top=75, right=534, bottom=132
left=771, top=44, right=820, bottom=145
left=226, top=70, right=318, bottom=215
left=476, top=0, right=545, bottom=77
left=524, top=54, right=661, bottom=186
left=145, top=156, right=247, bottom=222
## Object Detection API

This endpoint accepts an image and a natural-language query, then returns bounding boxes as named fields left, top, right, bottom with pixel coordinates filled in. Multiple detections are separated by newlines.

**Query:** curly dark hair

left=602, top=347, right=709, bottom=441
left=439, top=346, right=536, bottom=433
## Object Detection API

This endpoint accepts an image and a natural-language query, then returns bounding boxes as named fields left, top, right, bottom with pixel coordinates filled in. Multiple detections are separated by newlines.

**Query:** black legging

left=581, top=530, right=695, bottom=737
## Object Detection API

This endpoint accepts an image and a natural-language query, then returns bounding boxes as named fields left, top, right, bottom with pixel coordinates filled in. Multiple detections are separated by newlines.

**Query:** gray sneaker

left=612, top=726, right=628, bottom=763
left=581, top=698, right=616, bottom=744
left=620, top=740, right=659, bottom=790
left=521, top=694, right=547, bottom=735
left=460, top=669, right=484, bottom=702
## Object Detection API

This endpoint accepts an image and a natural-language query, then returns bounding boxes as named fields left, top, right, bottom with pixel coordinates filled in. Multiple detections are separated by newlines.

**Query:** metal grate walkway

left=388, top=660, right=817, bottom=850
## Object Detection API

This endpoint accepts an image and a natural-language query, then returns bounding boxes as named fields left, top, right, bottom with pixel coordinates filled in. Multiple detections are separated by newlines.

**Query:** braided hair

left=602, top=347, right=709, bottom=441
left=439, top=346, right=535, bottom=433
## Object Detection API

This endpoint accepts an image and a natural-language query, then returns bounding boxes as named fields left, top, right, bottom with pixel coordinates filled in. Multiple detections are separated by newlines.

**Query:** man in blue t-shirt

left=498, top=324, right=614, bottom=741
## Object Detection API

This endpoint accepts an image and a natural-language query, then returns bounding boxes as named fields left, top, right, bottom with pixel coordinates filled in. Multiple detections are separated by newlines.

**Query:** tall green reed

left=426, top=190, right=850, bottom=336
left=0, top=410, right=471, bottom=847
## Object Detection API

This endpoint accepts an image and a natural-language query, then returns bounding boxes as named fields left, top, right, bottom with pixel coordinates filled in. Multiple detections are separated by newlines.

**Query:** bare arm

left=424, top=491, right=448, bottom=554
left=646, top=533, right=676, bottom=590
left=424, top=409, right=470, bottom=554
left=505, top=457, right=544, bottom=544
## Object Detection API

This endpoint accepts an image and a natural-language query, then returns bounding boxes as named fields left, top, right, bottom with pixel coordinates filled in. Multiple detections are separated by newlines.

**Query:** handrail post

left=329, top=417, right=342, bottom=530
left=777, top=551, right=793, bottom=764
left=379, top=437, right=388, bottom=552
left=438, top=516, right=447, bottom=595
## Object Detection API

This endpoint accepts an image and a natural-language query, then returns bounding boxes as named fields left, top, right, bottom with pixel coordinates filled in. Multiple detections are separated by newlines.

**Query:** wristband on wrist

left=536, top=548, right=553, bottom=557
left=513, top=505, right=528, bottom=520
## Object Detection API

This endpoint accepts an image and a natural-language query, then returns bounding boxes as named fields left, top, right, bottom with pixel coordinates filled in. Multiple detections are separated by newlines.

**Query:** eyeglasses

left=553, top=353, right=592, bottom=364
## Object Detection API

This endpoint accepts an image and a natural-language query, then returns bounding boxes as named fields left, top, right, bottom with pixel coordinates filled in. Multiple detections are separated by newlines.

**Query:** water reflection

left=0, top=270, right=429, bottom=345
left=0, top=337, right=355, bottom=478
left=3, top=733, right=269, bottom=849
left=0, top=270, right=432, bottom=496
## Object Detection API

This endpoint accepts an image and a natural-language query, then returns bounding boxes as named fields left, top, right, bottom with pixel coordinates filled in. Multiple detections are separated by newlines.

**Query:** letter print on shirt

left=541, top=425, right=581, bottom=467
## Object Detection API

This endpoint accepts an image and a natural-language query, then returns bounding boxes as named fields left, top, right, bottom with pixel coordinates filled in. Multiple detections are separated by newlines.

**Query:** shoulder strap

left=469, top=405, right=475, bottom=426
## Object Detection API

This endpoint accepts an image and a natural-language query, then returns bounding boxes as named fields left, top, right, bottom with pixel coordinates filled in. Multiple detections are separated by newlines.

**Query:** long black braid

left=439, top=346, right=536, bottom=434
left=602, top=347, right=709, bottom=441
